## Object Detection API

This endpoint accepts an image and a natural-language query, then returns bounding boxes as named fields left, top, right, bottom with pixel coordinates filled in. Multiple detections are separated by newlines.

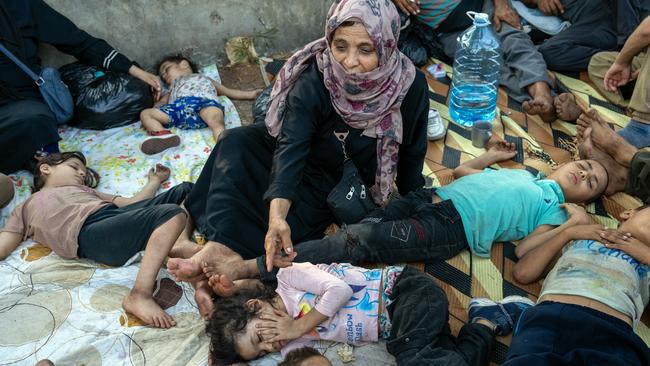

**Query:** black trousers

left=0, top=99, right=59, bottom=174
left=77, top=183, right=192, bottom=266
left=388, top=266, right=494, bottom=366
left=538, top=0, right=618, bottom=72
left=258, top=188, right=468, bottom=280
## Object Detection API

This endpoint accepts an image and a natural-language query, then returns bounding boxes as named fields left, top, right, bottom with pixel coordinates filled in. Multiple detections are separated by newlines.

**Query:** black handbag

left=326, top=130, right=377, bottom=224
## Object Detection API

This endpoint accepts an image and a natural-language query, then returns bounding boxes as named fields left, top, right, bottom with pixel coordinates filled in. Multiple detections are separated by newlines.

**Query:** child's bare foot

left=194, top=280, right=215, bottom=320
left=169, top=239, right=202, bottom=258
left=123, top=290, right=176, bottom=328
left=35, top=360, right=55, bottom=366
left=207, top=274, right=238, bottom=297
left=523, top=95, right=557, bottom=122
left=167, top=257, right=205, bottom=282
left=554, top=93, right=582, bottom=121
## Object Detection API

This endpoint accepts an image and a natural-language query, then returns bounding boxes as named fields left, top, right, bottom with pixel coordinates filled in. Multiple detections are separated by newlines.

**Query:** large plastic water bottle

left=448, top=12, right=501, bottom=127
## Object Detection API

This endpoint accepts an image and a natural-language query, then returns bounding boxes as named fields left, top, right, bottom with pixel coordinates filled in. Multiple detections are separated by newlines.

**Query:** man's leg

left=621, top=52, right=650, bottom=148
left=386, top=266, right=494, bottom=366
left=588, top=52, right=631, bottom=108
left=538, top=0, right=617, bottom=72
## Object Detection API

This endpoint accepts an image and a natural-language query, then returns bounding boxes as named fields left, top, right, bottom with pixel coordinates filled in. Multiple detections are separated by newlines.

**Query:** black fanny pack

left=326, top=130, right=377, bottom=224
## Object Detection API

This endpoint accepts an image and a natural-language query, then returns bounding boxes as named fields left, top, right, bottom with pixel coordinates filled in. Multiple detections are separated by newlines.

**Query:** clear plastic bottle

left=448, top=12, right=501, bottom=127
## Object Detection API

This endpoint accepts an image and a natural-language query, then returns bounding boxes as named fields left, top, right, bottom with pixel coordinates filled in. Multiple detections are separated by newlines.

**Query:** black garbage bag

left=59, top=63, right=153, bottom=130
left=252, top=83, right=274, bottom=124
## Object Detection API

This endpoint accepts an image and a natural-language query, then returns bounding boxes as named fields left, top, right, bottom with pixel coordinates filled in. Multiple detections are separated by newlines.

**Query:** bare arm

left=453, top=141, right=516, bottom=178
left=153, top=93, right=170, bottom=108
left=0, top=232, right=22, bottom=260
left=515, top=203, right=592, bottom=258
left=211, top=80, right=260, bottom=100
left=265, top=198, right=295, bottom=271
left=513, top=224, right=604, bottom=284
left=112, top=164, right=170, bottom=207
left=616, top=16, right=650, bottom=66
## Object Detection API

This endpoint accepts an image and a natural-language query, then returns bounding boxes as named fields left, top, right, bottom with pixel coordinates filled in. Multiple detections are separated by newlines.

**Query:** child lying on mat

left=0, top=152, right=194, bottom=328
left=504, top=204, right=650, bottom=365
left=192, top=141, right=610, bottom=301
left=207, top=262, right=532, bottom=365
left=139, top=53, right=262, bottom=155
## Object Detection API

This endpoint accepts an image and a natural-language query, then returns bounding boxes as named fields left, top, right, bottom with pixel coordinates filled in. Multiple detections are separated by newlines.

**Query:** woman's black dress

left=184, top=60, right=429, bottom=259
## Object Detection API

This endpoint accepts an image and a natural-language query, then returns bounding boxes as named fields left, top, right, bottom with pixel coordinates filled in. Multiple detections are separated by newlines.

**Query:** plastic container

left=448, top=12, right=501, bottom=127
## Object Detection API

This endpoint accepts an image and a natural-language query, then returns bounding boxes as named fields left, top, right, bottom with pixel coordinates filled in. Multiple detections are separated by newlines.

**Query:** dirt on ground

left=219, top=63, right=269, bottom=125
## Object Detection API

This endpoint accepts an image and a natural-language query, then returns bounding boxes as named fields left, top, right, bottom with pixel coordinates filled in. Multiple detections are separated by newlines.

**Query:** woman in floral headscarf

left=171, top=0, right=429, bottom=312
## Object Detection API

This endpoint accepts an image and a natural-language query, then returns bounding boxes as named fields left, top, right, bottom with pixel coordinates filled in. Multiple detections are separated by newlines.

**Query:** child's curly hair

left=155, top=53, right=199, bottom=75
left=33, top=151, right=87, bottom=191
left=206, top=283, right=278, bottom=365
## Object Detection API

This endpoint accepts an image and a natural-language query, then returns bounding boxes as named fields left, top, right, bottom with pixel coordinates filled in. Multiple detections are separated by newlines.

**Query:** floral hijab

left=265, top=0, right=416, bottom=205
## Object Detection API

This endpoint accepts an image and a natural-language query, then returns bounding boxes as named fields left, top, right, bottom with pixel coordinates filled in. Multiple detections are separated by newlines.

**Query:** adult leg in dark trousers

left=257, top=188, right=469, bottom=281
left=387, top=266, right=494, bottom=366
left=0, top=99, right=59, bottom=174
left=538, top=0, right=618, bottom=72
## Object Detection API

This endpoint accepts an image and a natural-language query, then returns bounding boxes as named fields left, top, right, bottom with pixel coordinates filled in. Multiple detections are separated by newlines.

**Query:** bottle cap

left=467, top=11, right=490, bottom=26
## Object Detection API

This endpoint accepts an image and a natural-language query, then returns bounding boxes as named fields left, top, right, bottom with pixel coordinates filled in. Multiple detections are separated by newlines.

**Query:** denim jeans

left=257, top=188, right=468, bottom=281
left=387, top=266, right=494, bottom=366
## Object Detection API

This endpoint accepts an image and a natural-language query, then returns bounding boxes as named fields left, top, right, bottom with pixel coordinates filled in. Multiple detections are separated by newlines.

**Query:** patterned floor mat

left=421, top=59, right=649, bottom=365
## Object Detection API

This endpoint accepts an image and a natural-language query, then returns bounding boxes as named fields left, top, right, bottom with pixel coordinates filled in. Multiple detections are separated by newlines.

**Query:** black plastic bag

left=252, top=84, right=274, bottom=124
left=60, top=63, right=153, bottom=130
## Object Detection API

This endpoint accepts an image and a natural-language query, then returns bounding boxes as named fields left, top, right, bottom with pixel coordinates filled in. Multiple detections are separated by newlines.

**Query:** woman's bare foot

left=123, top=290, right=176, bottom=328
left=554, top=93, right=582, bottom=121
left=194, top=280, right=215, bottom=320
left=523, top=96, right=557, bottom=122
left=167, top=242, right=230, bottom=282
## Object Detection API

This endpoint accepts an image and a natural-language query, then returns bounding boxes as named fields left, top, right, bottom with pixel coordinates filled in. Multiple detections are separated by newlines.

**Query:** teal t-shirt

left=436, top=168, right=568, bottom=257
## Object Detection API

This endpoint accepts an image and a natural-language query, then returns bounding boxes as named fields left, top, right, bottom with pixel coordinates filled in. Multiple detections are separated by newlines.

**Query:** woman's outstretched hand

left=265, top=217, right=296, bottom=272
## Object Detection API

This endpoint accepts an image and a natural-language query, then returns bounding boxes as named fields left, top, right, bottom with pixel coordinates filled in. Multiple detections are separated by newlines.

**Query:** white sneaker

left=427, top=109, right=446, bottom=140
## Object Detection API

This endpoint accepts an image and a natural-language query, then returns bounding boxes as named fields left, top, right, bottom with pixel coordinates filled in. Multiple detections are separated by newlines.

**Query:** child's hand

left=147, top=164, right=171, bottom=183
left=250, top=88, right=264, bottom=100
left=486, top=140, right=516, bottom=162
left=602, top=230, right=650, bottom=266
left=565, top=224, right=605, bottom=241
left=257, top=309, right=302, bottom=343
left=561, top=203, right=592, bottom=225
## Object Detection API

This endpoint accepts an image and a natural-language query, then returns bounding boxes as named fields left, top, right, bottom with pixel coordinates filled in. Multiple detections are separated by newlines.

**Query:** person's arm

left=604, top=16, right=650, bottom=92
left=515, top=202, right=590, bottom=258
left=453, top=140, right=516, bottom=178
left=493, top=0, right=522, bottom=31
left=513, top=223, right=604, bottom=284
left=262, top=65, right=324, bottom=271
left=395, top=72, right=427, bottom=196
left=111, top=164, right=170, bottom=207
left=153, top=93, right=170, bottom=108
left=0, top=232, right=22, bottom=260
left=391, top=0, right=420, bottom=16
left=30, top=0, right=161, bottom=95
left=257, top=264, right=353, bottom=342
left=212, top=80, right=261, bottom=100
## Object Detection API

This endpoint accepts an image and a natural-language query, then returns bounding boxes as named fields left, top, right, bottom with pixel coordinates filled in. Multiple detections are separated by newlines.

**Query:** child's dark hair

left=155, top=53, right=199, bottom=74
left=33, top=152, right=87, bottom=191
left=279, top=347, right=326, bottom=366
left=206, top=283, right=278, bottom=365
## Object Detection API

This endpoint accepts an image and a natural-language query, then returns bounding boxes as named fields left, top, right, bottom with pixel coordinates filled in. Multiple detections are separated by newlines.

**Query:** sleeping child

left=207, top=262, right=533, bottom=365
left=139, top=53, right=262, bottom=155
left=0, top=152, right=194, bottom=328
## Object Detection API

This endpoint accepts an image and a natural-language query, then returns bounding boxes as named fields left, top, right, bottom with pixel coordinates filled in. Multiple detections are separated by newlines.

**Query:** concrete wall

left=41, top=0, right=331, bottom=69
